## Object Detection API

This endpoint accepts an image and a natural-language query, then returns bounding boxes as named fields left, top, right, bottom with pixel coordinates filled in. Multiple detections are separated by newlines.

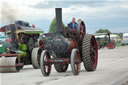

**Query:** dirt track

left=0, top=46, right=128, bottom=85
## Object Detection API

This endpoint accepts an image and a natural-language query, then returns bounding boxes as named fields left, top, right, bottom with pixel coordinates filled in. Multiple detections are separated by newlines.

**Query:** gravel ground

left=0, top=46, right=128, bottom=85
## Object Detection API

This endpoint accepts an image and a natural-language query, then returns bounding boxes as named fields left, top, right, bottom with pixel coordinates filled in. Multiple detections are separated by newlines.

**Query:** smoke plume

left=1, top=2, right=18, bottom=24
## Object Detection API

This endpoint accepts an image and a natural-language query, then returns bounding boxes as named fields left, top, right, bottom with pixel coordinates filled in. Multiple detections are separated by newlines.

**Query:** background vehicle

left=0, top=21, right=43, bottom=72
left=95, top=33, right=116, bottom=49
left=95, top=35, right=108, bottom=49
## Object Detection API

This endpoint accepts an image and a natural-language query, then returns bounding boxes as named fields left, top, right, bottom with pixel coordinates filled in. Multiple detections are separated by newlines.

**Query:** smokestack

left=10, top=24, right=16, bottom=44
left=9, top=24, right=18, bottom=51
left=55, top=8, right=63, bottom=33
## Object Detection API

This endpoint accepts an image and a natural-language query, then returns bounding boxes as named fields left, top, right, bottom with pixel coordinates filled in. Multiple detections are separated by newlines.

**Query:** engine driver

left=69, top=17, right=78, bottom=29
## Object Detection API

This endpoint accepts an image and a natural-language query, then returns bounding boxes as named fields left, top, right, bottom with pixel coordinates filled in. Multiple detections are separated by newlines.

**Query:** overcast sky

left=0, top=0, right=128, bottom=33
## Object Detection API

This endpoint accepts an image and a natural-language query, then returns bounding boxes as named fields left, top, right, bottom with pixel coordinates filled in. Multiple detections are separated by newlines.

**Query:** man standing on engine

left=77, top=19, right=81, bottom=23
left=69, top=17, right=78, bottom=29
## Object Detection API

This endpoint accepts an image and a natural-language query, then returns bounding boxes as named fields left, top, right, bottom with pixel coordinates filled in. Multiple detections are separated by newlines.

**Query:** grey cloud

left=30, top=1, right=123, bottom=9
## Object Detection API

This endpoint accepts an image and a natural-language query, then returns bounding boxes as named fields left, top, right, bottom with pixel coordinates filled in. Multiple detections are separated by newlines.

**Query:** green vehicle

left=0, top=32, right=6, bottom=53
left=95, top=36, right=107, bottom=49
left=95, top=32, right=115, bottom=49
left=0, top=21, right=43, bottom=72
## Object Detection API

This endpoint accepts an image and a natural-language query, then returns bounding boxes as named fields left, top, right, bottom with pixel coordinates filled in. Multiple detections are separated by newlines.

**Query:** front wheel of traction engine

left=40, top=50, right=51, bottom=76
left=71, top=49, right=81, bottom=75
left=82, top=35, right=98, bottom=71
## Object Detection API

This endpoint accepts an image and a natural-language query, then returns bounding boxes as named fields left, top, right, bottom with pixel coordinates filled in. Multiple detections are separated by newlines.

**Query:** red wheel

left=107, top=42, right=115, bottom=49
left=90, top=37, right=98, bottom=69
left=71, top=49, right=81, bottom=75
left=40, top=50, right=51, bottom=76
left=77, top=21, right=86, bottom=41
left=82, top=35, right=98, bottom=71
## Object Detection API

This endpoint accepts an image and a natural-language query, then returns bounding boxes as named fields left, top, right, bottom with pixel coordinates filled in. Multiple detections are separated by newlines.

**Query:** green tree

left=96, top=29, right=111, bottom=33
left=49, top=17, right=65, bottom=33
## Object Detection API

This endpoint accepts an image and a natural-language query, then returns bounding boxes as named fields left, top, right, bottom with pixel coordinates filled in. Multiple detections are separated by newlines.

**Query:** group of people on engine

left=69, top=17, right=81, bottom=29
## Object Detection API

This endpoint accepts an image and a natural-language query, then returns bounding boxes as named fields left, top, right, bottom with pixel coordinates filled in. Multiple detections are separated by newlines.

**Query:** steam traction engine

left=34, top=8, right=98, bottom=76
left=0, top=21, right=43, bottom=72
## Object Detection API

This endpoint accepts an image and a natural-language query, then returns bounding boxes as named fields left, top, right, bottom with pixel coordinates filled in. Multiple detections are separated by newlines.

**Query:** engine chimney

left=55, top=8, right=63, bottom=34
left=10, top=24, right=16, bottom=44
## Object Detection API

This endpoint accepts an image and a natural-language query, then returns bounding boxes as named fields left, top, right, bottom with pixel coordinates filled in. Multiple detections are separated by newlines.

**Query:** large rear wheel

left=82, top=35, right=98, bottom=71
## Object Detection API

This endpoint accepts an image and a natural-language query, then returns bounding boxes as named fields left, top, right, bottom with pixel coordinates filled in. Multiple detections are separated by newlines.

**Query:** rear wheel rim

left=90, top=37, right=98, bottom=69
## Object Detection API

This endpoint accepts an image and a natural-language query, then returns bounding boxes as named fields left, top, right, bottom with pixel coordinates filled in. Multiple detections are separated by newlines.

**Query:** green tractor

left=0, top=21, right=43, bottom=72
left=95, top=32, right=115, bottom=49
